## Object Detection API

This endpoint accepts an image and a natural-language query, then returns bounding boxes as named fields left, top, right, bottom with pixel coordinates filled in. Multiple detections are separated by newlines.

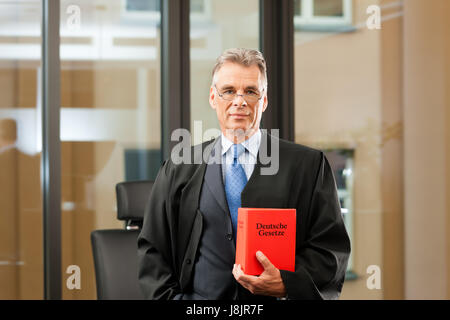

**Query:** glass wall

left=59, top=0, right=161, bottom=299
left=294, top=0, right=403, bottom=299
left=5, top=0, right=448, bottom=301
left=0, top=0, right=43, bottom=299
left=190, top=0, right=259, bottom=144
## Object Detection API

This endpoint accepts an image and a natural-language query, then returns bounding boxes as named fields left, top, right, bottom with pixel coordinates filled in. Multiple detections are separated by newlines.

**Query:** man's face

left=209, top=62, right=268, bottom=138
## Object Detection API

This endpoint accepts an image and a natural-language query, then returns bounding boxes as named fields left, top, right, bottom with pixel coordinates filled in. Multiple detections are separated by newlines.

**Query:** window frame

left=294, top=0, right=353, bottom=29
left=323, top=148, right=356, bottom=278
left=121, top=0, right=212, bottom=23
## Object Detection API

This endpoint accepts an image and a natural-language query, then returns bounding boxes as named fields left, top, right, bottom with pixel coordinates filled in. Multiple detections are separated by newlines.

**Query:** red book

left=235, top=208, right=296, bottom=275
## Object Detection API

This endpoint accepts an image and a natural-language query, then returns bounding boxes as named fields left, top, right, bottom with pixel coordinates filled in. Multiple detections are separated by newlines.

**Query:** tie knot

left=232, top=144, right=245, bottom=160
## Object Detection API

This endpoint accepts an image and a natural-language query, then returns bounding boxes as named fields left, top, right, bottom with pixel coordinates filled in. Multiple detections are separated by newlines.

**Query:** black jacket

left=137, top=132, right=351, bottom=299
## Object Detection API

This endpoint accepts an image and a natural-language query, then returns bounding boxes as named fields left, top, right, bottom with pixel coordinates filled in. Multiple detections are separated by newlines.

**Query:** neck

left=222, top=127, right=258, bottom=144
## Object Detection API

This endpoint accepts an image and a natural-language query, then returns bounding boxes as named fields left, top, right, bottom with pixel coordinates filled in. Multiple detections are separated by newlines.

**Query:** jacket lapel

left=204, top=137, right=230, bottom=217
left=176, top=137, right=223, bottom=268
left=176, top=141, right=209, bottom=268
left=203, top=131, right=273, bottom=214
left=241, top=130, right=271, bottom=206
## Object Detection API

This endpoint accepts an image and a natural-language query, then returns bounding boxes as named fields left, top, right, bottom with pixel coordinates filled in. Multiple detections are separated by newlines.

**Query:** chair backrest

left=91, top=180, right=153, bottom=300
left=91, top=229, right=142, bottom=299
left=116, top=180, right=153, bottom=228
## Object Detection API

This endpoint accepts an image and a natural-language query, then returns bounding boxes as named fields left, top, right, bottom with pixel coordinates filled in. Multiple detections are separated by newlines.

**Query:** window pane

left=191, top=0, right=205, bottom=13
left=0, top=0, right=43, bottom=299
left=294, top=0, right=403, bottom=298
left=60, top=0, right=161, bottom=299
left=294, top=0, right=302, bottom=16
left=125, top=0, right=159, bottom=12
left=190, top=0, right=259, bottom=145
left=313, top=0, right=343, bottom=17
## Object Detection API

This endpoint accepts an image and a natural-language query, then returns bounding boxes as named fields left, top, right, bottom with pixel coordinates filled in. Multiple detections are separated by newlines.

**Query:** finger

left=239, top=272, right=260, bottom=287
left=234, top=264, right=259, bottom=286
left=233, top=264, right=244, bottom=279
left=233, top=264, right=246, bottom=280
left=232, top=264, right=243, bottom=280
left=256, top=251, right=274, bottom=271
left=232, top=264, right=239, bottom=279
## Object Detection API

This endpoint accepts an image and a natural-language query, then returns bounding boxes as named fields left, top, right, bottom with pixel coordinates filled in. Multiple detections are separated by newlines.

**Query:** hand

left=232, top=251, right=287, bottom=298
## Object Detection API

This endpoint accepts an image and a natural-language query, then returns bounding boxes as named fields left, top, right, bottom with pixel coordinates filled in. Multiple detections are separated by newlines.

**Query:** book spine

left=236, top=210, right=247, bottom=271
left=243, top=212, right=248, bottom=272
left=245, top=213, right=254, bottom=274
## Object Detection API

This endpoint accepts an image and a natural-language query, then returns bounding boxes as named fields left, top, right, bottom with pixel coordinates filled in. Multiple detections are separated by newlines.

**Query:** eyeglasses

left=214, top=85, right=264, bottom=104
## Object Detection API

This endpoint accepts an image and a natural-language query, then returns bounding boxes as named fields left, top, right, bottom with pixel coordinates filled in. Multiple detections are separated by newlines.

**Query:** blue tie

left=225, top=144, right=248, bottom=237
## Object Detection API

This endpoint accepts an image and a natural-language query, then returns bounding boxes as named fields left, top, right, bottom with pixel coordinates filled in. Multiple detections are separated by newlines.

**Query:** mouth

left=229, top=113, right=249, bottom=119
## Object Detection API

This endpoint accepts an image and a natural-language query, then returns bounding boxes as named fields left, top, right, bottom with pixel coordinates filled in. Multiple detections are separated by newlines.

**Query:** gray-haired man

left=138, top=48, right=351, bottom=300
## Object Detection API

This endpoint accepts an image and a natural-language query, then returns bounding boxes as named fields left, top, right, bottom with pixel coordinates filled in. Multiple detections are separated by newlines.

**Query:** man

left=137, top=48, right=351, bottom=300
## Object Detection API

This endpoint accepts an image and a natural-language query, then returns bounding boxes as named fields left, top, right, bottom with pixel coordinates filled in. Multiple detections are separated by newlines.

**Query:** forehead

left=214, top=62, right=262, bottom=87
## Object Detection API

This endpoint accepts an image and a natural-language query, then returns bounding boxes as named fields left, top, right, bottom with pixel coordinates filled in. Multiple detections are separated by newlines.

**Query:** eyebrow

left=219, top=84, right=260, bottom=91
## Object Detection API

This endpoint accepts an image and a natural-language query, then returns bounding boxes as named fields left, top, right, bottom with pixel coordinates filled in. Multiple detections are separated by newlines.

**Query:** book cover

left=235, top=208, right=296, bottom=275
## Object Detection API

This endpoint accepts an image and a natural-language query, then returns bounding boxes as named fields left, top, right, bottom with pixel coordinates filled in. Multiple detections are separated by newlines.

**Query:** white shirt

left=221, top=129, right=261, bottom=182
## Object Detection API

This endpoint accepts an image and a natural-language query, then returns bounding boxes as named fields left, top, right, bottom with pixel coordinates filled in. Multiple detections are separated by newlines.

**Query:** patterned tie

left=225, top=144, right=248, bottom=237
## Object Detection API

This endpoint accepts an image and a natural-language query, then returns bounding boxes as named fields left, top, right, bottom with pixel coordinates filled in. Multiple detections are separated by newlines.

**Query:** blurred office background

left=0, top=0, right=449, bottom=300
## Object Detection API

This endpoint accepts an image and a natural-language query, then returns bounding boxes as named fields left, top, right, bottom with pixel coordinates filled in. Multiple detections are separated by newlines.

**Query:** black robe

left=137, top=132, right=351, bottom=300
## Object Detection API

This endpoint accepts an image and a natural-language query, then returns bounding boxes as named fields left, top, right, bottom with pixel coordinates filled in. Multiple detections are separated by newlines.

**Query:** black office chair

left=91, top=180, right=153, bottom=300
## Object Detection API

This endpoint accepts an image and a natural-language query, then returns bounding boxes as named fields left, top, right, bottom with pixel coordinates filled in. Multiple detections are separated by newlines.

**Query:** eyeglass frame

left=214, top=84, right=265, bottom=104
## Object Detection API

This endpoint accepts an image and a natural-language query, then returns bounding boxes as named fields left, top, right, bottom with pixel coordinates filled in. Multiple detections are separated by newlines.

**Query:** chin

left=229, top=119, right=250, bottom=128
left=228, top=125, right=250, bottom=133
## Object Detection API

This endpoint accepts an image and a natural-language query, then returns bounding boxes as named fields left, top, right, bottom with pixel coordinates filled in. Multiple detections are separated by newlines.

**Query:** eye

left=246, top=90, right=259, bottom=96
left=223, top=89, right=235, bottom=94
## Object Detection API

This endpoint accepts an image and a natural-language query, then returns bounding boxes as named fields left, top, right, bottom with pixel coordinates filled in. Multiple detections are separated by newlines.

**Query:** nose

left=232, top=94, right=247, bottom=107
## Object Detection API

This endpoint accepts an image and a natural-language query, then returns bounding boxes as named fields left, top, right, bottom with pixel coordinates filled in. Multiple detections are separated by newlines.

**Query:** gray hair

left=211, top=48, right=268, bottom=91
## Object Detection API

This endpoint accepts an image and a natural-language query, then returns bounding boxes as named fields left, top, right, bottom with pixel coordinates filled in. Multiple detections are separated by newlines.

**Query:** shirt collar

left=221, top=129, right=261, bottom=159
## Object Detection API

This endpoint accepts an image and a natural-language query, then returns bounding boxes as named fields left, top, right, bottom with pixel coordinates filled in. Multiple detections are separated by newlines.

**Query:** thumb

left=256, top=251, right=274, bottom=271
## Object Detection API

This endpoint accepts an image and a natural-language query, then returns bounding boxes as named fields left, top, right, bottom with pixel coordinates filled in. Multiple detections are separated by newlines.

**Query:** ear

left=261, top=93, right=268, bottom=113
left=209, top=86, right=216, bottom=110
